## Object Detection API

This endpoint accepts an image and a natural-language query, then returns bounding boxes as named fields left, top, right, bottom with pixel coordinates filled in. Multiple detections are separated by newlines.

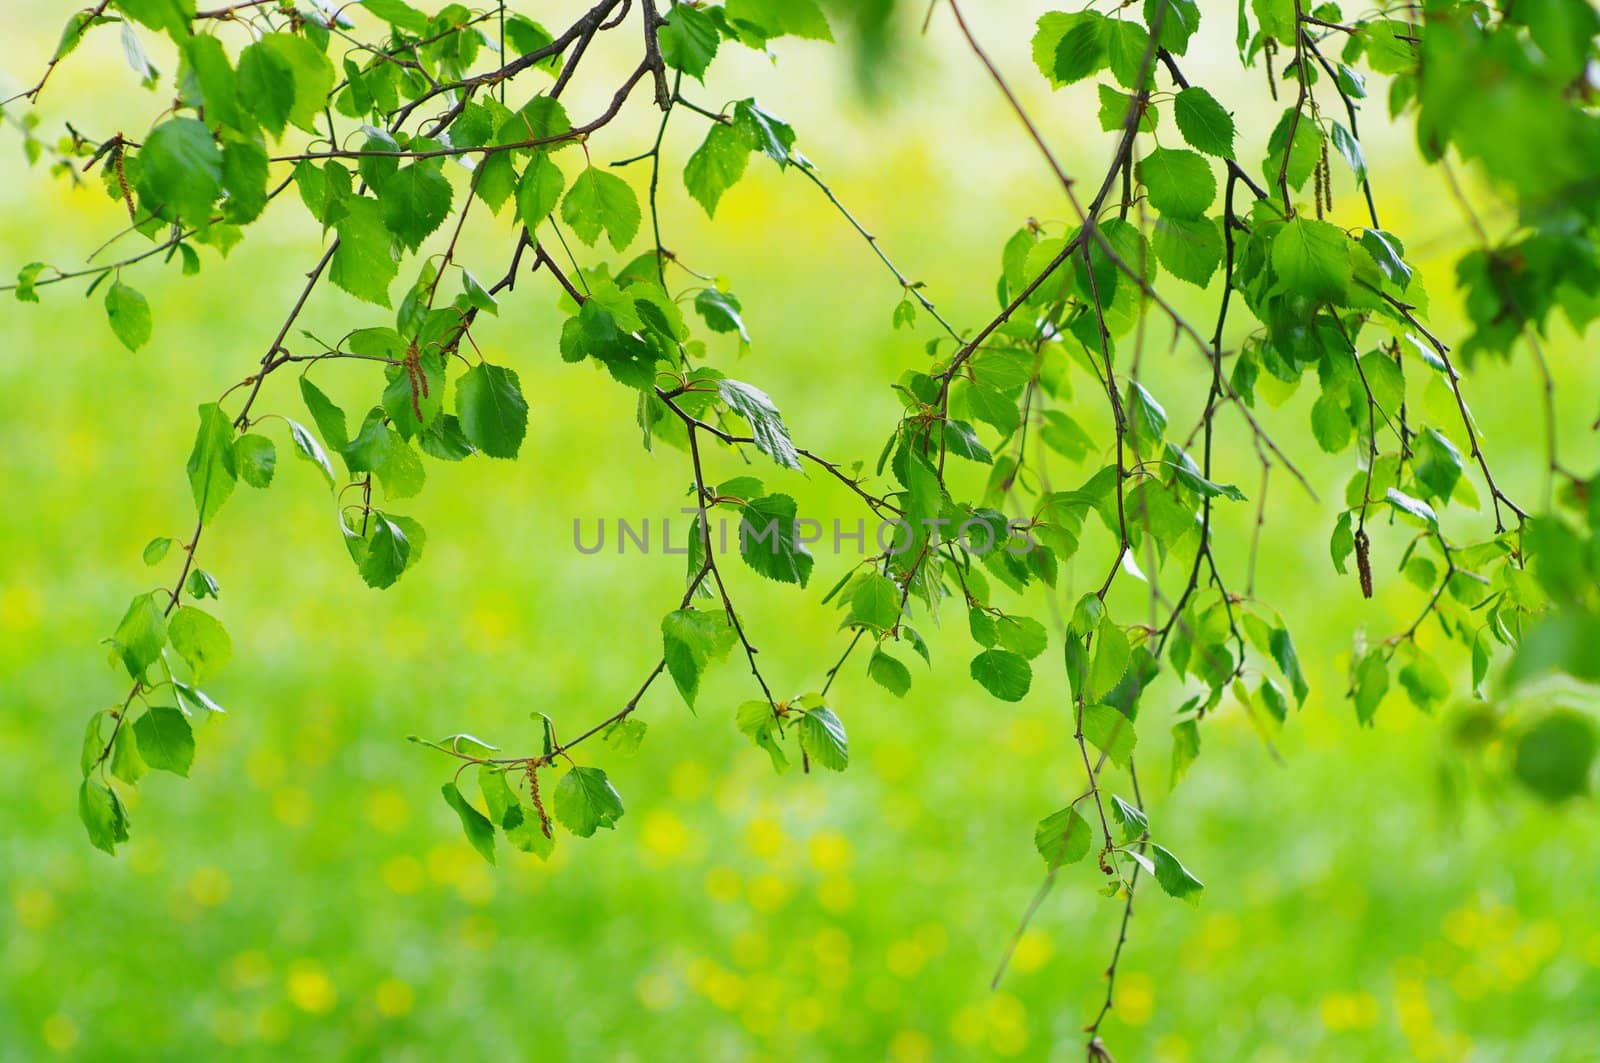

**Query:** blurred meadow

left=2, top=3, right=1598, bottom=1061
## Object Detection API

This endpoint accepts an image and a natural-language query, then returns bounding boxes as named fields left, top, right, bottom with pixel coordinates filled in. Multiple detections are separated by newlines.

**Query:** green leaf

left=659, top=3, right=719, bottom=80
left=1034, top=805, right=1091, bottom=866
left=499, top=95, right=573, bottom=149
left=219, top=134, right=268, bottom=223
left=295, top=160, right=351, bottom=228
left=1353, top=650, right=1388, bottom=725
left=185, top=568, right=219, bottom=600
left=1330, top=511, right=1355, bottom=575
left=738, top=494, right=814, bottom=586
left=683, top=121, right=750, bottom=218
left=441, top=781, right=497, bottom=864
left=142, top=537, right=174, bottom=566
left=461, top=271, right=498, bottom=316
left=1082, top=703, right=1137, bottom=768
left=1144, top=0, right=1199, bottom=54
left=725, top=0, right=832, bottom=41
left=996, top=615, right=1049, bottom=660
left=902, top=450, right=943, bottom=531
left=1103, top=14, right=1153, bottom=89
left=168, top=606, right=230, bottom=683
left=1053, top=18, right=1107, bottom=85
left=1310, top=386, right=1353, bottom=453
left=602, top=719, right=648, bottom=756
left=133, top=706, right=195, bottom=777
left=260, top=425, right=310, bottom=486
left=54, top=10, right=105, bottom=65
left=1138, top=148, right=1215, bottom=219
left=506, top=803, right=555, bottom=859
left=943, top=421, right=992, bottom=464
left=1264, top=108, right=1322, bottom=191
left=695, top=287, right=749, bottom=341
left=81, top=711, right=108, bottom=778
left=255, top=33, right=334, bottom=134
left=358, top=130, right=400, bottom=194
left=186, top=402, right=237, bottom=525
left=1089, top=617, right=1131, bottom=701
left=1272, top=218, right=1352, bottom=302
left=1251, top=0, right=1295, bottom=37
left=798, top=706, right=849, bottom=770
left=1268, top=625, right=1309, bottom=704
left=1068, top=593, right=1106, bottom=638
left=1360, top=229, right=1412, bottom=290
left=1032, top=12, right=1106, bottom=88
left=363, top=0, right=430, bottom=33
left=1415, top=428, right=1464, bottom=502
left=1513, top=711, right=1595, bottom=802
left=1171, top=718, right=1199, bottom=787
left=14, top=261, right=46, bottom=304
left=515, top=151, right=564, bottom=229
left=79, top=780, right=130, bottom=855
left=473, top=151, right=517, bottom=213
left=736, top=699, right=789, bottom=773
left=1111, top=794, right=1148, bottom=841
left=960, top=611, right=998, bottom=653
left=1173, top=87, right=1235, bottom=158
left=380, top=163, right=453, bottom=250
left=298, top=379, right=349, bottom=455
left=420, top=414, right=475, bottom=462
left=104, top=280, right=152, bottom=352
left=477, top=764, right=522, bottom=829
left=1098, top=83, right=1158, bottom=133
left=120, top=20, right=158, bottom=84
left=1398, top=653, right=1450, bottom=712
left=237, top=38, right=295, bottom=138
left=455, top=363, right=529, bottom=459
left=635, top=281, right=691, bottom=342
left=561, top=166, right=641, bottom=251
left=233, top=433, right=276, bottom=488
left=851, top=574, right=901, bottom=630
left=117, top=0, right=193, bottom=38
left=719, top=379, right=801, bottom=470
left=661, top=607, right=733, bottom=707
left=1329, top=120, right=1366, bottom=183
left=1064, top=637, right=1090, bottom=704
left=331, top=196, right=399, bottom=307
left=1360, top=18, right=1417, bottom=73
left=1126, top=381, right=1167, bottom=453
left=357, top=512, right=412, bottom=589
left=1385, top=488, right=1439, bottom=531
left=172, top=680, right=224, bottom=722
left=970, top=648, right=1032, bottom=702
left=110, top=719, right=149, bottom=784
left=964, top=383, right=1020, bottom=439
left=554, top=766, right=625, bottom=837
left=868, top=649, right=912, bottom=697
left=1150, top=844, right=1204, bottom=903
left=381, top=351, right=444, bottom=442
left=1151, top=215, right=1222, bottom=287
left=733, top=100, right=795, bottom=166
left=286, top=418, right=337, bottom=491
left=137, top=117, right=221, bottom=226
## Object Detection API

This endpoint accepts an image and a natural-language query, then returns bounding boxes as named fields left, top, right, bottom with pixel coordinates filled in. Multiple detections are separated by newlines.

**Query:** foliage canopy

left=8, top=0, right=1600, bottom=1051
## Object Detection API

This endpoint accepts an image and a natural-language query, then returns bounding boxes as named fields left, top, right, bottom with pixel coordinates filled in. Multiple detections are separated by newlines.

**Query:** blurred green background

left=2, top=4, right=1597, bottom=1061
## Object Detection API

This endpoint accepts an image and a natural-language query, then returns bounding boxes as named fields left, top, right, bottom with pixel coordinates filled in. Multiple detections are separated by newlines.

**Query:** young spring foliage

left=9, top=0, right=1600, bottom=1052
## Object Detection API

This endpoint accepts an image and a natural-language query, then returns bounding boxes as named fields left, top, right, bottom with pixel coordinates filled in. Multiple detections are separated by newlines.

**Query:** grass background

left=1, top=3, right=1597, bottom=1060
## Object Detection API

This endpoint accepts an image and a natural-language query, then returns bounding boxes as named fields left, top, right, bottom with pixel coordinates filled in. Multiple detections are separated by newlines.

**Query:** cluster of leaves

left=424, top=727, right=626, bottom=866
left=8, top=0, right=1599, bottom=1052
left=20, top=0, right=852, bottom=856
